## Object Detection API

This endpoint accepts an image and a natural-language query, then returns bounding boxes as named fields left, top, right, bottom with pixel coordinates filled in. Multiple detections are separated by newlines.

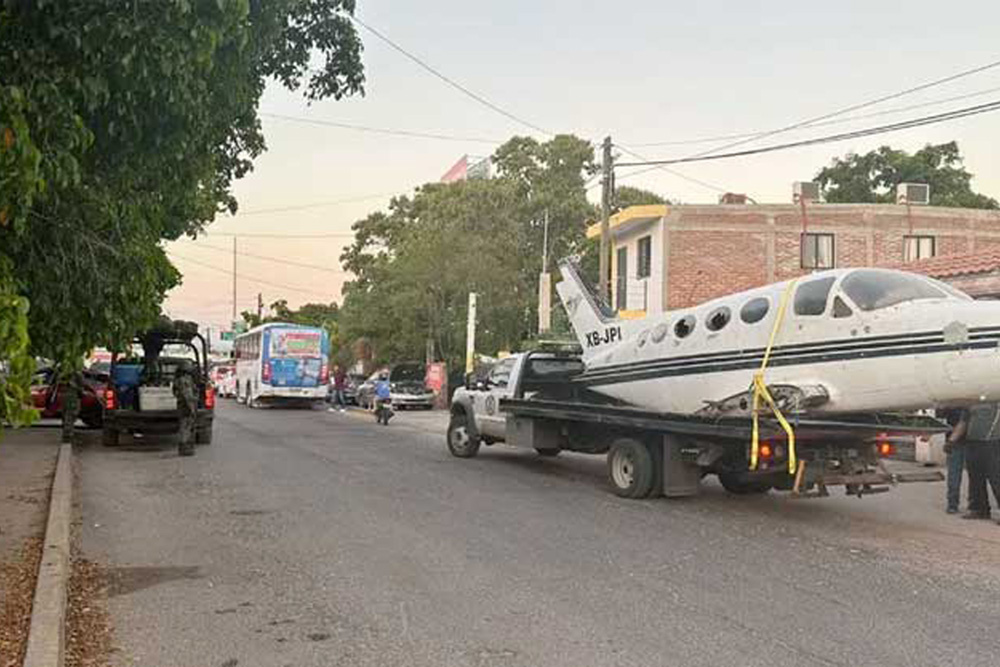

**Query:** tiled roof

left=892, top=249, right=1000, bottom=278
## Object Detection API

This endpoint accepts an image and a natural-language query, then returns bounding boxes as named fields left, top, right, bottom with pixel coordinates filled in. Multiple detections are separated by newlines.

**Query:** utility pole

left=256, top=292, right=263, bottom=321
left=231, top=237, right=237, bottom=323
left=538, top=210, right=551, bottom=334
left=599, top=136, right=613, bottom=300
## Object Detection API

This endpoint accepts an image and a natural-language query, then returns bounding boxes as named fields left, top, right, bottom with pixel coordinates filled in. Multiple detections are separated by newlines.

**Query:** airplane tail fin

left=556, top=258, right=618, bottom=361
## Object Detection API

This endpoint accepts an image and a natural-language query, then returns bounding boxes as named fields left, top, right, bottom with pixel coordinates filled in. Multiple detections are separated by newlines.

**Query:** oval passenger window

left=706, top=307, right=731, bottom=332
left=740, top=297, right=769, bottom=324
left=674, top=315, right=696, bottom=339
left=651, top=323, right=669, bottom=343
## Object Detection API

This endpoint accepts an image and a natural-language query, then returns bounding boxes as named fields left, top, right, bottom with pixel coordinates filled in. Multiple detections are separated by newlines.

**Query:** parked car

left=357, top=363, right=434, bottom=410
left=328, top=372, right=365, bottom=405
left=29, top=366, right=107, bottom=428
left=211, top=363, right=237, bottom=398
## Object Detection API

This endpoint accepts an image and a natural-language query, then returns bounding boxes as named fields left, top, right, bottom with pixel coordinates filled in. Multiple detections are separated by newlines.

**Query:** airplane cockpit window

left=842, top=269, right=946, bottom=311
left=740, top=297, right=769, bottom=324
left=832, top=296, right=853, bottom=319
left=674, top=315, right=696, bottom=339
left=651, top=323, right=669, bottom=343
left=794, top=276, right=836, bottom=316
left=925, top=276, right=973, bottom=301
left=706, top=306, right=731, bottom=332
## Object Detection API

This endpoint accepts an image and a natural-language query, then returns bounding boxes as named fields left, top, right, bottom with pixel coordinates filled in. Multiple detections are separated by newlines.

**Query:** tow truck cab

left=102, top=319, right=215, bottom=446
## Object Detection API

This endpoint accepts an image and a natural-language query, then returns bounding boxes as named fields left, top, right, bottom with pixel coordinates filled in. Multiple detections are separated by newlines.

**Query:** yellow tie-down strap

left=751, top=279, right=798, bottom=475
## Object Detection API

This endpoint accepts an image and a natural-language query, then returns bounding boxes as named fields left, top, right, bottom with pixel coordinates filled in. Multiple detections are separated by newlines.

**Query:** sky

left=164, top=0, right=1000, bottom=328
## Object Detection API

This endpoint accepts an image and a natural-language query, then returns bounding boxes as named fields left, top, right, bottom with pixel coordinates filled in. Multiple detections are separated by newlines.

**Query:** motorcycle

left=374, top=399, right=394, bottom=425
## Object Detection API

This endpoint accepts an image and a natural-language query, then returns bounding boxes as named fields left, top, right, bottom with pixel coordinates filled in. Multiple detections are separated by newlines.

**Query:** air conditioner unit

left=897, top=182, right=930, bottom=205
left=793, top=181, right=821, bottom=203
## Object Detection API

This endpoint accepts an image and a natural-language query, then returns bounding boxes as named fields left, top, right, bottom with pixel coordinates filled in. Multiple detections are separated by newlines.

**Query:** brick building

left=587, top=203, right=1000, bottom=315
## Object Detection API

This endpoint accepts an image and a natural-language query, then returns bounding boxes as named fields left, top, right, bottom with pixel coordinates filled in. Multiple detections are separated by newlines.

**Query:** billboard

left=441, top=156, right=468, bottom=183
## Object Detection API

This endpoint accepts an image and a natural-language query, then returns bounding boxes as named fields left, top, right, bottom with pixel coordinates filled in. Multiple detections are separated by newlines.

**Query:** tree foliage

left=815, top=142, right=997, bottom=209
left=0, top=0, right=364, bottom=430
left=614, top=185, right=668, bottom=211
left=339, top=135, right=595, bottom=369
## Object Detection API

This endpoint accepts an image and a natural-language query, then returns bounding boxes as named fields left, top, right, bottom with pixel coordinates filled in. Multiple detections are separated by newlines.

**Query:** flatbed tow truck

left=448, top=350, right=945, bottom=499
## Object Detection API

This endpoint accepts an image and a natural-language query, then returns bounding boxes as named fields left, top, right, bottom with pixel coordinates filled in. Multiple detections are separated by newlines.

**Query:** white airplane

left=556, top=259, right=1000, bottom=417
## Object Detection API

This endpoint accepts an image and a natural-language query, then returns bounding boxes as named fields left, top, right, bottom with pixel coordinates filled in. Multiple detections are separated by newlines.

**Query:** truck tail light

left=759, top=442, right=773, bottom=461
left=205, top=386, right=216, bottom=410
left=104, top=388, right=116, bottom=411
left=878, top=441, right=894, bottom=458
left=262, top=362, right=272, bottom=383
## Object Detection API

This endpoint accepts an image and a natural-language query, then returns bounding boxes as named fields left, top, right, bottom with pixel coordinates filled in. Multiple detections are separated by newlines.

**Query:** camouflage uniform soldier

left=61, top=371, right=83, bottom=444
left=173, top=363, right=198, bottom=457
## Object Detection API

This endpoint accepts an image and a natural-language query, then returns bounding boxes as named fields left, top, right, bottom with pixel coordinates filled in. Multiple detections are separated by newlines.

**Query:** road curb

left=22, top=442, right=72, bottom=667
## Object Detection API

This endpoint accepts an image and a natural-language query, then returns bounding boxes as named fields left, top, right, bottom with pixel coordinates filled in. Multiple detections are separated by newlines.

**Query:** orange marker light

left=759, top=443, right=774, bottom=460
left=878, top=441, right=894, bottom=457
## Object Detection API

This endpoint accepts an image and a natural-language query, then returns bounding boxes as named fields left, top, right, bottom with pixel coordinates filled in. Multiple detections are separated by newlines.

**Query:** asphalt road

left=79, top=401, right=1000, bottom=667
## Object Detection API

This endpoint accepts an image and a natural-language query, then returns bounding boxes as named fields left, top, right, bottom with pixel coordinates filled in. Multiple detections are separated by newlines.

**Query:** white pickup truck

left=447, top=351, right=945, bottom=499
left=447, top=351, right=585, bottom=457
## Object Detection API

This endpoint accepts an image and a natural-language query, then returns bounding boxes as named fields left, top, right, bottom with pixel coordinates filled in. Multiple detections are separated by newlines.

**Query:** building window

left=616, top=247, right=628, bottom=310
left=637, top=236, right=652, bottom=279
left=801, top=233, right=835, bottom=270
left=904, top=235, right=936, bottom=262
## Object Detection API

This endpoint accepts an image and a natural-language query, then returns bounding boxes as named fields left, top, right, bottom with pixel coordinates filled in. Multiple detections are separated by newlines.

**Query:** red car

left=30, top=367, right=107, bottom=428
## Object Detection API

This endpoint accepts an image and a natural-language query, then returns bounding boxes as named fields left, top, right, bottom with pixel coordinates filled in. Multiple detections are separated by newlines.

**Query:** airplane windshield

left=841, top=269, right=947, bottom=311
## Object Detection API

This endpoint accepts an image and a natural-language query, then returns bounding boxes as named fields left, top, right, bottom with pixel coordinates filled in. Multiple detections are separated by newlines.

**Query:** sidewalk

left=0, top=427, right=59, bottom=667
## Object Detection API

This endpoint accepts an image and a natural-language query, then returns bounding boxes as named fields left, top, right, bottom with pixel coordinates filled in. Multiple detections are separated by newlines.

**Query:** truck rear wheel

left=447, top=411, right=480, bottom=458
left=718, top=472, right=772, bottom=495
left=102, top=426, right=120, bottom=447
left=196, top=427, right=214, bottom=445
left=607, top=438, right=657, bottom=499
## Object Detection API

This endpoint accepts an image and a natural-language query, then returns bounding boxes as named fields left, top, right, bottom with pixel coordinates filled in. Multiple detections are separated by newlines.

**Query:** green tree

left=339, top=135, right=595, bottom=369
left=815, top=142, right=997, bottom=208
left=614, top=185, right=668, bottom=211
left=0, top=0, right=365, bottom=432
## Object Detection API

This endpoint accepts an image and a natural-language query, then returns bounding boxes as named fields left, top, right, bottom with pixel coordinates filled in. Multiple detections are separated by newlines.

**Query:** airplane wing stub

left=699, top=384, right=830, bottom=417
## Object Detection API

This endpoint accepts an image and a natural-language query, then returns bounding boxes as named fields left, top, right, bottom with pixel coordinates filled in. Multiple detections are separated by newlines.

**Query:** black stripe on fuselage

left=584, top=325, right=1000, bottom=379
left=577, top=329, right=1000, bottom=387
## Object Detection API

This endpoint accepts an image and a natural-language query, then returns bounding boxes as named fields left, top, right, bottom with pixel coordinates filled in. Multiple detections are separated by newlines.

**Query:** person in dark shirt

left=940, top=408, right=966, bottom=514
left=953, top=404, right=1000, bottom=520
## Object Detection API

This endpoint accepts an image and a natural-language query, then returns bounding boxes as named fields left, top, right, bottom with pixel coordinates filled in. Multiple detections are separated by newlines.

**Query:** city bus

left=234, top=323, right=329, bottom=407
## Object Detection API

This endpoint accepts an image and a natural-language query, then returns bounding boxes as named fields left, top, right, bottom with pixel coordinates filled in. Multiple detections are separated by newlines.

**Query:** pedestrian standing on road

left=329, top=364, right=347, bottom=413
left=941, top=408, right=967, bottom=514
left=173, top=362, right=198, bottom=457
left=61, top=370, right=84, bottom=444
left=955, top=403, right=1000, bottom=521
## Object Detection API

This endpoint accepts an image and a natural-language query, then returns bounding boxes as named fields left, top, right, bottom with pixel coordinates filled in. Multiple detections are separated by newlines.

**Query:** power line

left=685, top=57, right=1000, bottom=159
left=261, top=112, right=504, bottom=144
left=614, top=144, right=729, bottom=194
left=349, top=14, right=552, bottom=136
left=168, top=251, right=336, bottom=298
left=234, top=192, right=395, bottom=217
left=627, top=84, right=1000, bottom=147
left=615, top=99, right=1000, bottom=168
left=202, top=231, right=356, bottom=239
left=182, top=242, right=347, bottom=275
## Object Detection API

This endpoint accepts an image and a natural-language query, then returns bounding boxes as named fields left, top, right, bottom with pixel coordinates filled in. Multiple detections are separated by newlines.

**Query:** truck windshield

left=841, top=269, right=947, bottom=311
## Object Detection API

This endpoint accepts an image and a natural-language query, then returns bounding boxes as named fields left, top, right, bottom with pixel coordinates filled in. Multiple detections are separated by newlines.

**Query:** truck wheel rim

left=450, top=425, right=469, bottom=451
left=612, top=450, right=635, bottom=489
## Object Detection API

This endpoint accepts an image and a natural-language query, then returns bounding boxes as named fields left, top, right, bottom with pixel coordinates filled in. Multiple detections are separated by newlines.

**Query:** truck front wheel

left=607, top=438, right=657, bottom=499
left=447, top=411, right=481, bottom=459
